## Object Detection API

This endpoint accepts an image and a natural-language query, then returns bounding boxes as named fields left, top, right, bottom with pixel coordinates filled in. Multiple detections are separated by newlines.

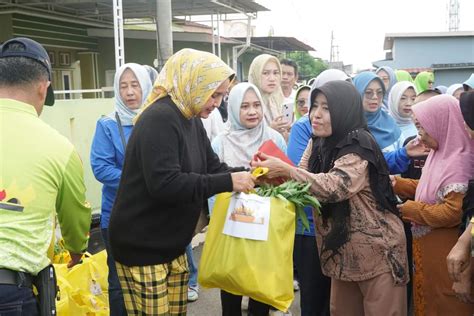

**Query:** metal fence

left=53, top=87, right=114, bottom=100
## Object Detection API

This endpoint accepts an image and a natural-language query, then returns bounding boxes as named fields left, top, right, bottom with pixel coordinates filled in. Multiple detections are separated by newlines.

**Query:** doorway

left=61, top=71, right=73, bottom=99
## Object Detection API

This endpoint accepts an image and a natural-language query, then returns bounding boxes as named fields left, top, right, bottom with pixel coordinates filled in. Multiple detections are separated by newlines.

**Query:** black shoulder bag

left=114, top=112, right=127, bottom=151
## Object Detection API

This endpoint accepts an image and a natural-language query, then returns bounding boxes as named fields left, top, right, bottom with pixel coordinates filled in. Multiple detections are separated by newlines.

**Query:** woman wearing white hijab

left=447, top=83, right=464, bottom=100
left=212, top=82, right=286, bottom=167
left=376, top=66, right=397, bottom=110
left=211, top=82, right=286, bottom=315
left=90, top=63, right=152, bottom=316
left=388, top=81, right=418, bottom=142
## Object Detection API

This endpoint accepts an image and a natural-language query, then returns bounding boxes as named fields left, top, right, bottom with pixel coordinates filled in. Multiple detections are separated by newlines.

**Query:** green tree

left=285, top=52, right=328, bottom=81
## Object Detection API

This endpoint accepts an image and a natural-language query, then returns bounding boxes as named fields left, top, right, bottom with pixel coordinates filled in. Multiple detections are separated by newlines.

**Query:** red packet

left=253, top=140, right=294, bottom=185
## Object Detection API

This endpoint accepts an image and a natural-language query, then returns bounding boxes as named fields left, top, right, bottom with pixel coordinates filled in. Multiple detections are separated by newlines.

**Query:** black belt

left=0, top=268, right=33, bottom=288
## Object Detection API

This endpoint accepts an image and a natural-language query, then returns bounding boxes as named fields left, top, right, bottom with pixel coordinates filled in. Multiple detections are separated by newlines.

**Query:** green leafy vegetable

left=255, top=181, right=321, bottom=233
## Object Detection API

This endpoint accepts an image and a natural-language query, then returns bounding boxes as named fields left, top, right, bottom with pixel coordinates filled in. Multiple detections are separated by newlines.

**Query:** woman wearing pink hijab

left=392, top=95, right=473, bottom=315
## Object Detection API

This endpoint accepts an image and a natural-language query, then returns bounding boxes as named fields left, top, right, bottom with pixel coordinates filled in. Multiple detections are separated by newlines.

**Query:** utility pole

left=156, top=0, right=174, bottom=70
left=448, top=0, right=460, bottom=31
left=330, top=31, right=334, bottom=62
left=113, top=0, right=125, bottom=70
left=330, top=31, right=339, bottom=62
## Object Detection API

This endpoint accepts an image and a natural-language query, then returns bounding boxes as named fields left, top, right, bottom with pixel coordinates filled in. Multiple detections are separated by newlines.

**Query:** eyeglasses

left=364, top=90, right=384, bottom=99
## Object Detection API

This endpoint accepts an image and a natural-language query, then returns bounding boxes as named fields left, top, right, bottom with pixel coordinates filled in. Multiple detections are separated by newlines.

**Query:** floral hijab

left=138, top=48, right=234, bottom=121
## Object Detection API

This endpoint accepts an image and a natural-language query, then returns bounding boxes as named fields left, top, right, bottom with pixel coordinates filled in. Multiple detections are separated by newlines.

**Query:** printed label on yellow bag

left=90, top=279, right=102, bottom=296
left=199, top=193, right=296, bottom=311
left=223, top=192, right=270, bottom=241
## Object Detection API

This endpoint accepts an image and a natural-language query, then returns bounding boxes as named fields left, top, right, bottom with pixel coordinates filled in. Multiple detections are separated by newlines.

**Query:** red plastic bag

left=253, top=140, right=294, bottom=185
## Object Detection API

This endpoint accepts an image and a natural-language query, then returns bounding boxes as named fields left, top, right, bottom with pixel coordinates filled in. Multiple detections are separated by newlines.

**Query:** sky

left=251, top=0, right=474, bottom=71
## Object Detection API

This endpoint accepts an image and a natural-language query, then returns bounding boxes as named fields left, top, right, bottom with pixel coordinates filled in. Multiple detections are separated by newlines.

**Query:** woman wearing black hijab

left=252, top=81, right=408, bottom=315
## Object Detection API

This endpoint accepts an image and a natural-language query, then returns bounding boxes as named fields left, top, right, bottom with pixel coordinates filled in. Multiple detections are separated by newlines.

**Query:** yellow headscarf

left=248, top=54, right=285, bottom=124
left=137, top=48, right=235, bottom=122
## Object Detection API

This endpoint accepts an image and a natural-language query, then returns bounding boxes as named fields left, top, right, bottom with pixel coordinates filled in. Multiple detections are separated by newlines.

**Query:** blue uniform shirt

left=90, top=116, right=133, bottom=229
left=287, top=116, right=316, bottom=236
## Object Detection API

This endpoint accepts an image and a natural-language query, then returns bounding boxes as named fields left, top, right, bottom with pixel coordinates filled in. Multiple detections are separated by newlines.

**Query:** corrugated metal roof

left=0, top=0, right=269, bottom=24
left=232, top=36, right=315, bottom=52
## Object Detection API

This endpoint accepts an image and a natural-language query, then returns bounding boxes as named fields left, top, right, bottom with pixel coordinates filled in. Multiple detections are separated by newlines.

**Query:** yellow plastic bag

left=55, top=250, right=109, bottom=315
left=53, top=239, right=72, bottom=264
left=198, top=192, right=296, bottom=311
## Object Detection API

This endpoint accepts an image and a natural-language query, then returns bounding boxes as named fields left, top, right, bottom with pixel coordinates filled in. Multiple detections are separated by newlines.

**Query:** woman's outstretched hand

left=405, top=138, right=430, bottom=157
left=251, top=152, right=293, bottom=179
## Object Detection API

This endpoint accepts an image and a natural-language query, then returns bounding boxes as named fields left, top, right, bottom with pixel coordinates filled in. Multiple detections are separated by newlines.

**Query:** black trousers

left=220, top=290, right=270, bottom=316
left=294, top=235, right=331, bottom=316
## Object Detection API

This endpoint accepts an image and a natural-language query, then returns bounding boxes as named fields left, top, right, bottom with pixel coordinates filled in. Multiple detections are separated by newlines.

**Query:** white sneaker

left=187, top=288, right=199, bottom=302
left=241, top=296, right=249, bottom=310
left=293, top=279, right=300, bottom=291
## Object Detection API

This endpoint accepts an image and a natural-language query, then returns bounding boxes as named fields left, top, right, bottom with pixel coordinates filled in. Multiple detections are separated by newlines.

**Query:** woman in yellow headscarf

left=109, top=48, right=256, bottom=315
left=248, top=54, right=291, bottom=140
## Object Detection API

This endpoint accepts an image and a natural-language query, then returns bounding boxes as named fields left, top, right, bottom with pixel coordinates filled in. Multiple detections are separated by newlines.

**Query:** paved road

left=89, top=229, right=301, bottom=315
left=187, top=240, right=301, bottom=316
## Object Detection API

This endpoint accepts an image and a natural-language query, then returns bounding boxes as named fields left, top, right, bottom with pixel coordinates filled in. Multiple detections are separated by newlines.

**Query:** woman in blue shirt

left=90, top=63, right=152, bottom=315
